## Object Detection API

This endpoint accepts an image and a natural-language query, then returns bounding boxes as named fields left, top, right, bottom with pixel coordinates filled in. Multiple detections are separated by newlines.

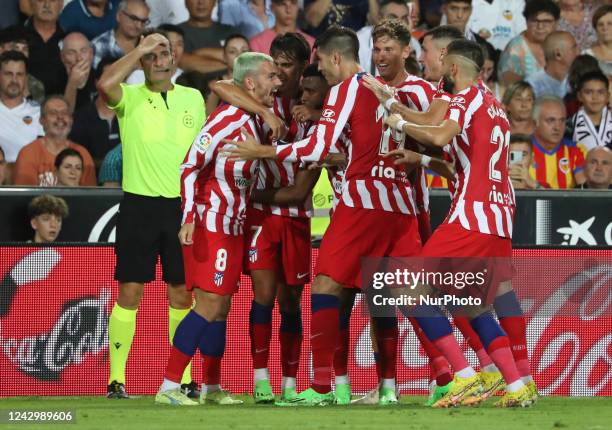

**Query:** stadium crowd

left=2, top=0, right=611, bottom=411
left=0, top=0, right=611, bottom=190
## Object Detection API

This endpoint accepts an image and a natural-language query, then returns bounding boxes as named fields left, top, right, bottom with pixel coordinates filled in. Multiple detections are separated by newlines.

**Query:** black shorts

left=114, top=192, right=185, bottom=284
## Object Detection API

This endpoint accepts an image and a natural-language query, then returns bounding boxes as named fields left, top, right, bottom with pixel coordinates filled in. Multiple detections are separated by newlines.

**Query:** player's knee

left=311, top=275, right=342, bottom=296
left=277, top=286, right=303, bottom=313
left=167, top=284, right=192, bottom=309
left=117, top=282, right=144, bottom=309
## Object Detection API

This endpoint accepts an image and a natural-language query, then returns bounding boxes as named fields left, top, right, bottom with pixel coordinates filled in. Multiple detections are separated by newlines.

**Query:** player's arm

left=251, top=168, right=321, bottom=205
left=385, top=113, right=460, bottom=148
left=98, top=33, right=169, bottom=106
left=210, top=80, right=287, bottom=140
left=225, top=79, right=356, bottom=163
left=362, top=75, right=448, bottom=125
left=304, top=0, right=333, bottom=28
left=384, top=149, right=455, bottom=180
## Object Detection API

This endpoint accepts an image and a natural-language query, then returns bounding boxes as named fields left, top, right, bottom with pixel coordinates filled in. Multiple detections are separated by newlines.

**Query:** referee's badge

left=195, top=132, right=213, bottom=153
left=183, top=114, right=195, bottom=128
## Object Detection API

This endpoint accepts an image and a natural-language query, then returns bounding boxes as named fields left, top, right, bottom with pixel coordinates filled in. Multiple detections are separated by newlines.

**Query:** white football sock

left=159, top=378, right=180, bottom=392
left=506, top=379, right=525, bottom=393
left=254, top=368, right=269, bottom=382
left=381, top=378, right=396, bottom=389
left=482, top=364, right=499, bottom=373
left=282, top=377, right=296, bottom=390
left=335, top=375, right=350, bottom=385
left=456, top=367, right=477, bottom=378
left=202, top=384, right=220, bottom=394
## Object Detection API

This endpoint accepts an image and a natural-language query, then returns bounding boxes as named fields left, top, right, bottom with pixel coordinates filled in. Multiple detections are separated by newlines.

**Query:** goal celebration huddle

left=101, top=20, right=536, bottom=409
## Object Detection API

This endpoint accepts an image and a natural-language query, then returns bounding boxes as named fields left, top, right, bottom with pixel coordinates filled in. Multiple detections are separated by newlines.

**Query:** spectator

left=304, top=0, right=369, bottom=37
left=98, top=142, right=121, bottom=187
left=127, top=24, right=185, bottom=84
left=527, top=31, right=579, bottom=99
left=566, top=70, right=612, bottom=153
left=219, top=0, right=275, bottom=39
left=498, top=0, right=560, bottom=86
left=503, top=80, right=536, bottom=135
left=178, top=0, right=237, bottom=74
left=357, top=0, right=422, bottom=75
left=60, top=32, right=97, bottom=111
left=0, top=146, right=7, bottom=185
left=441, top=0, right=495, bottom=51
left=578, top=146, right=611, bottom=189
left=584, top=5, right=612, bottom=77
left=23, top=0, right=66, bottom=96
left=467, top=0, right=527, bottom=51
left=0, top=51, right=43, bottom=165
left=54, top=147, right=83, bottom=186
left=69, top=58, right=119, bottom=167
left=60, top=0, right=121, bottom=40
left=508, top=134, right=538, bottom=190
left=250, top=0, right=315, bottom=55
left=0, top=26, right=45, bottom=103
left=558, top=0, right=597, bottom=52
left=27, top=194, right=69, bottom=243
left=14, top=95, right=96, bottom=186
left=92, top=0, right=150, bottom=69
left=201, top=33, right=250, bottom=110
left=531, top=95, right=585, bottom=189
left=565, top=53, right=602, bottom=117
left=147, top=0, right=189, bottom=27
left=479, top=38, right=503, bottom=100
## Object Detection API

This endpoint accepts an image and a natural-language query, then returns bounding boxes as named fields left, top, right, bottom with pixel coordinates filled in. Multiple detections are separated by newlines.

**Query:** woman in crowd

left=558, top=0, right=597, bottom=52
left=565, top=54, right=603, bottom=117
left=480, top=40, right=504, bottom=100
left=54, top=148, right=83, bottom=187
left=584, top=4, right=612, bottom=77
left=503, top=81, right=536, bottom=135
left=498, top=0, right=560, bottom=86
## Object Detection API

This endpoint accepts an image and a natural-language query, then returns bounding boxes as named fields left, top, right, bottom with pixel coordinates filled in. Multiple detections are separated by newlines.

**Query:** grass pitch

left=1, top=395, right=610, bottom=430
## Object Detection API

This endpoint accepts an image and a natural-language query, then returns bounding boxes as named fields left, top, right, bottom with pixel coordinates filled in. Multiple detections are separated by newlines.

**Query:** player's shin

left=160, top=310, right=209, bottom=392
left=280, top=310, right=303, bottom=392
left=168, top=306, right=194, bottom=385
left=108, top=303, right=137, bottom=385
left=310, top=294, right=340, bottom=394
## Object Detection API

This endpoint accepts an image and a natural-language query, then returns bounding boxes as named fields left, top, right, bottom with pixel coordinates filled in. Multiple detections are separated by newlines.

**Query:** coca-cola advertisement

left=0, top=246, right=610, bottom=397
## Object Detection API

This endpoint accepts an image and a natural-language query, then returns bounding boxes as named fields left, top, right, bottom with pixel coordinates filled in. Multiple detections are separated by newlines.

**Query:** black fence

left=1, top=188, right=611, bottom=246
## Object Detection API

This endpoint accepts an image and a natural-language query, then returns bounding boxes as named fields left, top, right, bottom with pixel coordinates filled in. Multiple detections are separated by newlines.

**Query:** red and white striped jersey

left=275, top=73, right=417, bottom=215
left=433, top=77, right=494, bottom=102
left=394, top=74, right=437, bottom=214
left=443, top=85, right=516, bottom=238
left=181, top=105, right=263, bottom=236
left=327, top=130, right=350, bottom=212
left=251, top=96, right=314, bottom=218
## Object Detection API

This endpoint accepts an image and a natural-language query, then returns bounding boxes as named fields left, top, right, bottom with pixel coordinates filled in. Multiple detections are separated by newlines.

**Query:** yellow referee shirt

left=111, top=83, right=206, bottom=198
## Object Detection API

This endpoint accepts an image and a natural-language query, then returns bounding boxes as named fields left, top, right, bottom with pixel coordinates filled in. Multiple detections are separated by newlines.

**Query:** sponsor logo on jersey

left=22, top=115, right=33, bottom=125
left=234, top=177, right=252, bottom=188
left=183, top=114, right=195, bottom=128
left=449, top=97, right=467, bottom=110
left=320, top=109, right=337, bottom=124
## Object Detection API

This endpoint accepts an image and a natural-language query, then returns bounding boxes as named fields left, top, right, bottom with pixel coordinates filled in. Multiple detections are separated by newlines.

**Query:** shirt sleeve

left=13, top=146, right=39, bottom=185
left=444, top=93, right=470, bottom=130
left=572, top=145, right=586, bottom=173
left=108, top=83, right=131, bottom=117
left=497, top=39, right=524, bottom=76
left=218, top=0, right=241, bottom=26
left=275, top=77, right=359, bottom=163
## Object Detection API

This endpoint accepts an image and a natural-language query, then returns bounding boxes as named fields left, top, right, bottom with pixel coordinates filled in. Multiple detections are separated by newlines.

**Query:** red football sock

left=280, top=331, right=302, bottom=378
left=432, top=334, right=471, bottom=372
left=311, top=307, right=339, bottom=394
left=250, top=322, right=272, bottom=370
left=376, top=326, right=398, bottom=379
left=454, top=316, right=493, bottom=368
left=487, top=336, right=521, bottom=385
left=333, top=328, right=350, bottom=377
left=164, top=346, right=192, bottom=383
left=499, top=316, right=530, bottom=377
left=430, top=356, right=453, bottom=386
left=202, top=355, right=221, bottom=385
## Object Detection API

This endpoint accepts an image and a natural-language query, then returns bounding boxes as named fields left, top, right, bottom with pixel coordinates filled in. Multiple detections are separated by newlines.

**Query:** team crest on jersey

left=195, top=133, right=213, bottom=153
left=22, top=115, right=33, bottom=125
left=503, top=10, right=513, bottom=20
left=183, top=114, right=195, bottom=128
left=248, top=248, right=258, bottom=263
left=213, top=271, right=224, bottom=286
left=559, top=157, right=570, bottom=174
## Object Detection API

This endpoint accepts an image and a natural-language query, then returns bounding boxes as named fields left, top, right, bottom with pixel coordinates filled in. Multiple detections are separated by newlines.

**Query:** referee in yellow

left=98, top=29, right=206, bottom=399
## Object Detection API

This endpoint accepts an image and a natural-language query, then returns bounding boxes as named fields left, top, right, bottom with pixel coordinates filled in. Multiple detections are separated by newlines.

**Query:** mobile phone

left=510, top=150, right=523, bottom=164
